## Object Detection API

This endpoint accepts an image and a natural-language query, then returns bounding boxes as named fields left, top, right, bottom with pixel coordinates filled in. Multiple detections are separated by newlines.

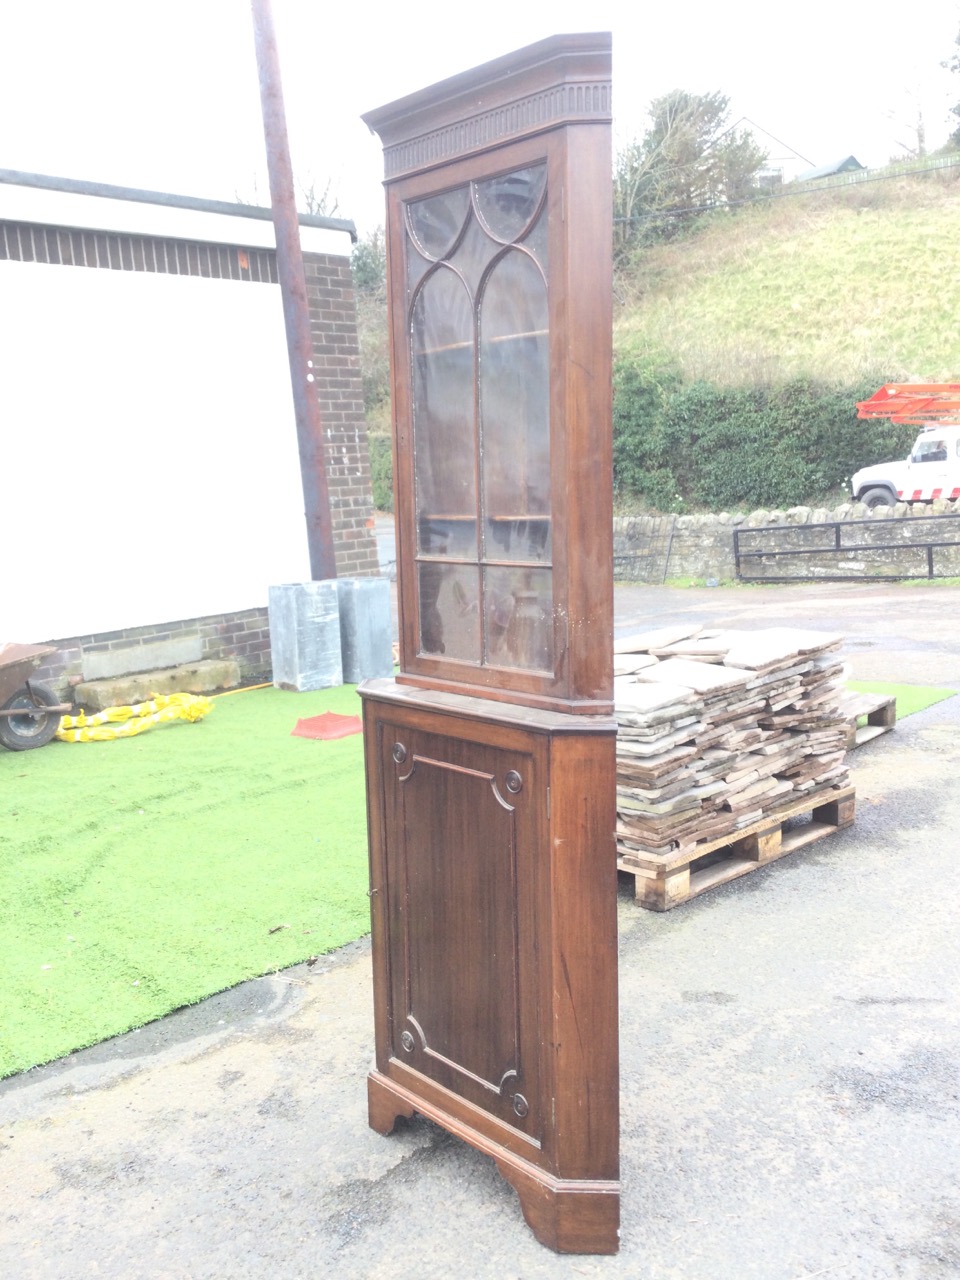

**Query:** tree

left=296, top=177, right=339, bottom=218
left=233, top=174, right=340, bottom=217
left=351, top=226, right=386, bottom=296
left=943, top=28, right=960, bottom=148
left=613, top=138, right=652, bottom=262
left=351, top=227, right=390, bottom=426
left=888, top=104, right=927, bottom=161
left=613, top=90, right=767, bottom=260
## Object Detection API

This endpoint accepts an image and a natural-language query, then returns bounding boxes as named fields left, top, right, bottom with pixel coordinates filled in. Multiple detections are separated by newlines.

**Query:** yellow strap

left=57, top=693, right=213, bottom=742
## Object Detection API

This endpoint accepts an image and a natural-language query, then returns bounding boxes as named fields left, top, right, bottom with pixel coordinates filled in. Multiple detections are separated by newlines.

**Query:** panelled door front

left=378, top=721, right=544, bottom=1142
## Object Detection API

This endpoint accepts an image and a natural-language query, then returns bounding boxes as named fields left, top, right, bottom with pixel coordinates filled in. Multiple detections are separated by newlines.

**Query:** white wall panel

left=1, top=259, right=311, bottom=641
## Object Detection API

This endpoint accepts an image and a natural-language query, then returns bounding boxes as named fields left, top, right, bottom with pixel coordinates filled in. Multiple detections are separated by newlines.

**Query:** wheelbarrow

left=0, top=643, right=72, bottom=751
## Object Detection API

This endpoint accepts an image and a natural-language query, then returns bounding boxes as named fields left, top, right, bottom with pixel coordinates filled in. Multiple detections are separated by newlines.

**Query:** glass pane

left=521, top=201, right=548, bottom=272
left=407, top=187, right=470, bottom=259
left=479, top=250, right=550, bottom=561
left=405, top=233, right=432, bottom=299
left=419, top=514, right=477, bottom=559
left=411, top=267, right=477, bottom=556
left=485, top=516, right=551, bottom=562
left=419, top=563, right=481, bottom=661
left=474, top=165, right=546, bottom=243
left=483, top=566, right=553, bottom=671
left=448, top=215, right=498, bottom=299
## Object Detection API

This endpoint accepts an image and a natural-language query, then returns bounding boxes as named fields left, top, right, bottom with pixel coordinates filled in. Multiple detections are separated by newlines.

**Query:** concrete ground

left=3, top=581, right=960, bottom=1279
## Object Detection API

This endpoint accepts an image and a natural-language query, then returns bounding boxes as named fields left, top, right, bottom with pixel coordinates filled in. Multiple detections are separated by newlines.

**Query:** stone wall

left=614, top=500, right=960, bottom=583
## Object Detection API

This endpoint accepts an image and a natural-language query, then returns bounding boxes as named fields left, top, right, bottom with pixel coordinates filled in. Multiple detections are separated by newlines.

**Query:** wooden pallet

left=617, top=784, right=856, bottom=911
left=843, top=692, right=896, bottom=749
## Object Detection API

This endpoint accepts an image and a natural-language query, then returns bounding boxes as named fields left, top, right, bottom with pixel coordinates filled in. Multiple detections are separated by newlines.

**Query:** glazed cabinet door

left=402, top=159, right=554, bottom=680
left=373, top=716, right=545, bottom=1143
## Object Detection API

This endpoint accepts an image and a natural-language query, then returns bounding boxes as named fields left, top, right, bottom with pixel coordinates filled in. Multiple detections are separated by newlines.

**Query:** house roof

left=795, top=156, right=865, bottom=182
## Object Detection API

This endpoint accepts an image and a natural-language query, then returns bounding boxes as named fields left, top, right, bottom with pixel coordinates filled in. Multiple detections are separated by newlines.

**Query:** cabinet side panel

left=556, top=123, right=613, bottom=705
left=362, top=698, right=394, bottom=1074
left=545, top=730, right=619, bottom=1180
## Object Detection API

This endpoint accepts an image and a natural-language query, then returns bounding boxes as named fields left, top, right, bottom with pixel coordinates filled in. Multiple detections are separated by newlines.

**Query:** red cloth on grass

left=291, top=712, right=362, bottom=740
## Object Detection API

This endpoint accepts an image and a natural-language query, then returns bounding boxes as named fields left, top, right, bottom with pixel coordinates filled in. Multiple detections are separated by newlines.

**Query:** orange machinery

left=856, top=384, right=960, bottom=425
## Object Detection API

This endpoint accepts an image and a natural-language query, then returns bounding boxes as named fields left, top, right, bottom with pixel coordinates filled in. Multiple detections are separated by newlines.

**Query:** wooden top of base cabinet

left=363, top=35, right=614, bottom=715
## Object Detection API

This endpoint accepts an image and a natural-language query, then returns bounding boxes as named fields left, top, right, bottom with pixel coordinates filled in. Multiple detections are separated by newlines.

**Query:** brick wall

left=34, top=608, right=273, bottom=695
left=0, top=218, right=280, bottom=280
left=302, top=254, right=379, bottom=577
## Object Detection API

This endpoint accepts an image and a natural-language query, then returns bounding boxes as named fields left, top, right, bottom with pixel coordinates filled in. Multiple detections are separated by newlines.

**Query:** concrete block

left=75, top=659, right=240, bottom=711
left=268, top=582, right=343, bottom=692
left=336, top=577, right=394, bottom=683
left=84, top=636, right=202, bottom=681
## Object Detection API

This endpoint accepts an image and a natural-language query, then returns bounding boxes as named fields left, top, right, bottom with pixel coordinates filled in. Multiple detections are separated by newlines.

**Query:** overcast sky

left=2, top=1, right=959, bottom=235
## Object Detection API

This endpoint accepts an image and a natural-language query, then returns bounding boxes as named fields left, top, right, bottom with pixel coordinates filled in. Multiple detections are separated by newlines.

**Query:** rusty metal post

left=251, top=0, right=337, bottom=580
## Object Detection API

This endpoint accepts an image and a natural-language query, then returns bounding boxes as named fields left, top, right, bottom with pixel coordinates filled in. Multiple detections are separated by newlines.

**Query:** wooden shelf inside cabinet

left=361, top=33, right=618, bottom=1254
left=487, top=515, right=552, bottom=524
left=419, top=514, right=552, bottom=522
left=415, top=330, right=548, bottom=356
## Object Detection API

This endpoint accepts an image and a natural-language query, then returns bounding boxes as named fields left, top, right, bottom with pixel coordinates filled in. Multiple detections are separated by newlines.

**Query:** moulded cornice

left=363, top=33, right=611, bottom=180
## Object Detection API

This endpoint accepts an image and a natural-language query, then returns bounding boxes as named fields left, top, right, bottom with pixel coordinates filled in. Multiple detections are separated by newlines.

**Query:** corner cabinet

left=361, top=35, right=619, bottom=1254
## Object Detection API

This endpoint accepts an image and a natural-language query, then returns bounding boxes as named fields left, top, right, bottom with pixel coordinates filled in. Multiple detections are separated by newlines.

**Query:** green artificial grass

left=0, top=685, right=370, bottom=1078
left=847, top=681, right=956, bottom=719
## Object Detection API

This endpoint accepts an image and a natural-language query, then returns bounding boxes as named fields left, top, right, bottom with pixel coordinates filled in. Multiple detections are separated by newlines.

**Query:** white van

left=850, top=424, right=960, bottom=509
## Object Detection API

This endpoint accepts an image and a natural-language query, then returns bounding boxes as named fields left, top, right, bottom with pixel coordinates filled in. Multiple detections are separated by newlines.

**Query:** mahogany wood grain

left=361, top=35, right=618, bottom=1254
left=367, top=41, right=613, bottom=714
left=361, top=686, right=619, bottom=1252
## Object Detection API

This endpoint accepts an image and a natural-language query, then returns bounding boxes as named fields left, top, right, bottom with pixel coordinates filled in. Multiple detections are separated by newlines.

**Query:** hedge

left=368, top=433, right=394, bottom=512
left=367, top=362, right=918, bottom=515
left=613, top=357, right=918, bottom=511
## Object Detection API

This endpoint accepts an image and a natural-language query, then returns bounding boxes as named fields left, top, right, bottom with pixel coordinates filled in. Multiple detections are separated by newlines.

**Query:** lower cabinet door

left=378, top=719, right=544, bottom=1142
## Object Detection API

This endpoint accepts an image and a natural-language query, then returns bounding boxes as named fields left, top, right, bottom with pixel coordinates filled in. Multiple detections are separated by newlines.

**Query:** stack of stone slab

left=614, top=625, right=849, bottom=859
